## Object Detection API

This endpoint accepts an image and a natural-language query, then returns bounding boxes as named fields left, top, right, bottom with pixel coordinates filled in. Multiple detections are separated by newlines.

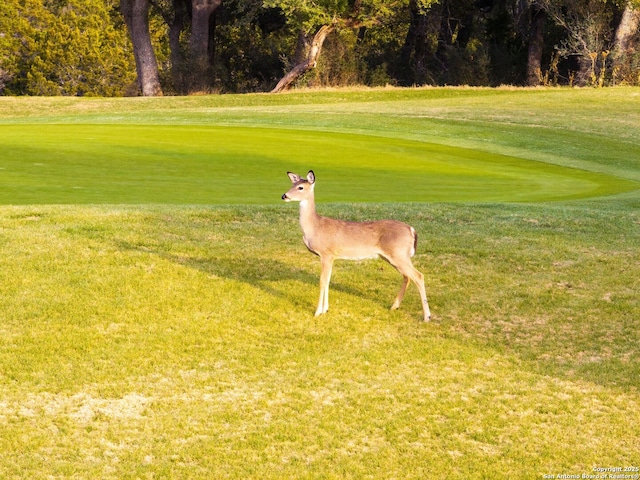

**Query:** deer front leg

left=316, top=256, right=334, bottom=316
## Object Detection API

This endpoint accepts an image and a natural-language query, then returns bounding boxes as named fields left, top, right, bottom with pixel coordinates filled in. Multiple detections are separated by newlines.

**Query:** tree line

left=1, top=0, right=639, bottom=96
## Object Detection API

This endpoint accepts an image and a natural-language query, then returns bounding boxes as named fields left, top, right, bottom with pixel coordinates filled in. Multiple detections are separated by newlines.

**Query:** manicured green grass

left=0, top=87, right=639, bottom=478
left=1, top=88, right=638, bottom=204
left=2, top=124, right=633, bottom=204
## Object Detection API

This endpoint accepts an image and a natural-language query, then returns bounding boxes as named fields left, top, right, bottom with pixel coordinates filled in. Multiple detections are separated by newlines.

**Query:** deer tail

left=411, top=226, right=418, bottom=257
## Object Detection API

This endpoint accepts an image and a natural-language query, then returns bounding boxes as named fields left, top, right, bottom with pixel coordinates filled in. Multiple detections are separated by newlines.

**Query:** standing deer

left=282, top=171, right=431, bottom=322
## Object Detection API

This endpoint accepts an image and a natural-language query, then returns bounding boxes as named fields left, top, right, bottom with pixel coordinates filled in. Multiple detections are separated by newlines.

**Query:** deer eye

left=297, top=186, right=304, bottom=190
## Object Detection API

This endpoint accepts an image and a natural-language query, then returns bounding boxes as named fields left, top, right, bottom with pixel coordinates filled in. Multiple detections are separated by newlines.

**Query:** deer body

left=282, top=171, right=431, bottom=321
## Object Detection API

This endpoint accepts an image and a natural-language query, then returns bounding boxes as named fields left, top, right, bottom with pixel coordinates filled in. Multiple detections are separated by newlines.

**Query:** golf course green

left=1, top=124, right=636, bottom=204
left=1, top=89, right=638, bottom=205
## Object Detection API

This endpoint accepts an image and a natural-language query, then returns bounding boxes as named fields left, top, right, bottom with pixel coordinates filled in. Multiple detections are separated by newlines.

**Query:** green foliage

left=539, top=0, right=615, bottom=85
left=263, top=0, right=415, bottom=32
left=0, top=0, right=41, bottom=94
left=1, top=0, right=639, bottom=94
left=210, top=8, right=294, bottom=93
left=262, top=0, right=338, bottom=31
left=0, top=0, right=135, bottom=96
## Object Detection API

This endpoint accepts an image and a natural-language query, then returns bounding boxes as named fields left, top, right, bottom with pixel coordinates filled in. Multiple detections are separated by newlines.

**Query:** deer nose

left=281, top=193, right=288, bottom=200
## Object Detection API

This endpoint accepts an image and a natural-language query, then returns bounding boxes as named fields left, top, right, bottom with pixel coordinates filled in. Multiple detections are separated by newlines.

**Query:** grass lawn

left=0, top=87, right=639, bottom=478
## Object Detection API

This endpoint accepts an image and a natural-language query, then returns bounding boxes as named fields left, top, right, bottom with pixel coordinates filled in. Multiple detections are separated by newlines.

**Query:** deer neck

left=298, top=196, right=321, bottom=234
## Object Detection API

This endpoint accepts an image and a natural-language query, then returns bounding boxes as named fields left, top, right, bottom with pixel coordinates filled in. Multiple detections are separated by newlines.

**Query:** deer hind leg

left=412, top=268, right=431, bottom=322
left=316, top=256, right=334, bottom=316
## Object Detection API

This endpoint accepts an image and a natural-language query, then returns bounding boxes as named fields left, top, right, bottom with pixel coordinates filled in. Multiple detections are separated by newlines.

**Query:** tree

left=524, top=1, right=547, bottom=85
left=121, top=0, right=163, bottom=95
left=270, top=24, right=334, bottom=92
left=150, top=0, right=222, bottom=92
left=0, top=0, right=37, bottom=94
left=209, top=4, right=292, bottom=92
left=265, top=0, right=409, bottom=92
left=612, top=0, right=640, bottom=81
left=614, top=1, right=640, bottom=54
left=409, top=0, right=491, bottom=86
left=399, top=0, right=438, bottom=85
left=537, top=0, right=615, bottom=85
left=2, top=0, right=638, bottom=95
left=1, top=0, right=136, bottom=95
left=190, top=0, right=222, bottom=66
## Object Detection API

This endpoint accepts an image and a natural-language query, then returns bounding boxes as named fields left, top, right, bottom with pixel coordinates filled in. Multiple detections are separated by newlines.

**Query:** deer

left=282, top=170, right=431, bottom=322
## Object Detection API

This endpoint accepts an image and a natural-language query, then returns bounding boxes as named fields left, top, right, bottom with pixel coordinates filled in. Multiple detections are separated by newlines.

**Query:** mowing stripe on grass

left=1, top=124, right=636, bottom=204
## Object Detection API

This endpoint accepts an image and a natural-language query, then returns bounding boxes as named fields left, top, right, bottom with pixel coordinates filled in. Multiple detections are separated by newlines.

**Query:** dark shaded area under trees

left=1, top=0, right=639, bottom=96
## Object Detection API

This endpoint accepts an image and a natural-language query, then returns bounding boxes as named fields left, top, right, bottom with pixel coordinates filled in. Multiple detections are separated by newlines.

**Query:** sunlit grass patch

left=0, top=202, right=638, bottom=478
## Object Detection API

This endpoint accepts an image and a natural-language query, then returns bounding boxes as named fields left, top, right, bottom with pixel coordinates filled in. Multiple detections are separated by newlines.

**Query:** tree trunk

left=271, top=24, right=335, bottom=93
left=613, top=2, right=640, bottom=61
left=120, top=0, right=162, bottom=96
left=168, top=0, right=188, bottom=91
left=189, top=0, right=221, bottom=91
left=294, top=30, right=311, bottom=66
left=400, top=0, right=430, bottom=85
left=526, top=5, right=546, bottom=86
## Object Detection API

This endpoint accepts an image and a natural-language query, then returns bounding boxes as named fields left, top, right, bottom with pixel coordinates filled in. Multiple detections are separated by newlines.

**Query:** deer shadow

left=114, top=239, right=378, bottom=313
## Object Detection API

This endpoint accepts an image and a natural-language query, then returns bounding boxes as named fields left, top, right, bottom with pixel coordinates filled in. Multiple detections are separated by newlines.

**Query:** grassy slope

left=0, top=88, right=639, bottom=478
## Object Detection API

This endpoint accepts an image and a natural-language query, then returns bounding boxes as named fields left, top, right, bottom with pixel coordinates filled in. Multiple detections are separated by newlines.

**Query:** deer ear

left=287, top=172, right=300, bottom=184
left=307, top=171, right=315, bottom=184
